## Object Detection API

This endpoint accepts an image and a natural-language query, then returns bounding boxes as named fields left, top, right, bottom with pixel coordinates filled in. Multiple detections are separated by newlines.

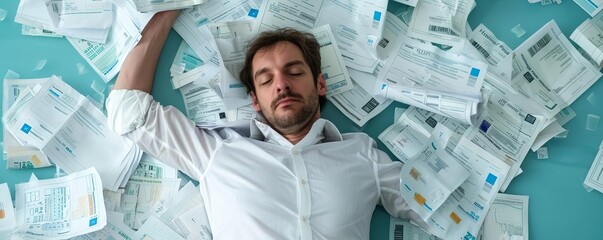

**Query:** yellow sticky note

left=414, top=193, right=426, bottom=205
left=450, top=211, right=461, bottom=224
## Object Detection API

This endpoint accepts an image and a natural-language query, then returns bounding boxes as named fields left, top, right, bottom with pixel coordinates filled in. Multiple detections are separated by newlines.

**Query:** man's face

left=251, top=41, right=326, bottom=135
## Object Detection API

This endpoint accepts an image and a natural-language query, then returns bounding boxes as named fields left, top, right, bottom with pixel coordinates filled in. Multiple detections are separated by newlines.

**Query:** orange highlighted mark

left=450, top=211, right=461, bottom=224
left=414, top=193, right=426, bottom=205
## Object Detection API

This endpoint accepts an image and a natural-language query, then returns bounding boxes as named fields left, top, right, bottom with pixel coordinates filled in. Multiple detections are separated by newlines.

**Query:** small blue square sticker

left=89, top=217, right=97, bottom=226
left=373, top=11, right=382, bottom=21
left=486, top=173, right=497, bottom=185
left=248, top=9, right=259, bottom=18
left=21, top=123, right=32, bottom=134
left=470, top=67, right=480, bottom=77
left=479, top=120, right=490, bottom=133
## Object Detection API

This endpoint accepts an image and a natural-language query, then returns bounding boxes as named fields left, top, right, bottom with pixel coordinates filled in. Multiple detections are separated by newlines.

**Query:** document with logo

left=511, top=20, right=602, bottom=119
left=14, top=168, right=107, bottom=239
left=2, top=76, right=142, bottom=191
left=467, top=24, right=513, bottom=83
left=400, top=124, right=470, bottom=221
left=571, top=18, right=603, bottom=67
left=423, top=138, right=511, bottom=239
left=3, top=78, right=52, bottom=169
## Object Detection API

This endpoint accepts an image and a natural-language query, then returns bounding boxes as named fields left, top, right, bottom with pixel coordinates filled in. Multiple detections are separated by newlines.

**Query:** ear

left=317, top=73, right=326, bottom=96
left=251, top=92, right=261, bottom=112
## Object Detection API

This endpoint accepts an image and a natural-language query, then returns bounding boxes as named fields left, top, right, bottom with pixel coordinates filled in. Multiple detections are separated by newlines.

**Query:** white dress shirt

left=106, top=89, right=420, bottom=240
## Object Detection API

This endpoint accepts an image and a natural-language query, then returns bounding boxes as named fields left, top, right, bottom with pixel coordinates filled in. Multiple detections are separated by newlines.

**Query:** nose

left=274, top=72, right=291, bottom=93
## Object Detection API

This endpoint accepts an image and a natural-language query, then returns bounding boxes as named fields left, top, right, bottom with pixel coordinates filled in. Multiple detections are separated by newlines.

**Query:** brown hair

left=239, top=28, right=326, bottom=108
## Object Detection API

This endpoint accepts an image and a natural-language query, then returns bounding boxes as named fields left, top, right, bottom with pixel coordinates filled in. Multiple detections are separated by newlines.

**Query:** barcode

left=470, top=39, right=490, bottom=59
left=425, top=116, right=437, bottom=128
left=428, top=25, right=459, bottom=37
left=393, top=224, right=404, bottom=240
left=378, top=38, right=389, bottom=48
left=527, top=33, right=551, bottom=57
left=362, top=98, right=379, bottom=113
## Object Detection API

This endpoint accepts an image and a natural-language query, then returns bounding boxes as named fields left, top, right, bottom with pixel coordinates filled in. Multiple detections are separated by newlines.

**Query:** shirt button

left=301, top=216, right=308, bottom=223
left=300, top=179, right=307, bottom=185
left=292, top=149, right=300, bottom=155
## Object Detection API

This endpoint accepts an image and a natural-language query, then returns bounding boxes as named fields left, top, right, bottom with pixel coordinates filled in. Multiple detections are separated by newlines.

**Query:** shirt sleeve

left=369, top=138, right=429, bottom=229
left=106, top=89, right=221, bottom=180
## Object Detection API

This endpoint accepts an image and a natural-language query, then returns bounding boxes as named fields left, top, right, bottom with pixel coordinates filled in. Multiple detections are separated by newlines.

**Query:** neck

left=278, top=109, right=320, bottom=145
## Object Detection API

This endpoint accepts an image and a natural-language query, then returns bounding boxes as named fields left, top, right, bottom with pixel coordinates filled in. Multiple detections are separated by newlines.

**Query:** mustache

left=271, top=92, right=304, bottom=109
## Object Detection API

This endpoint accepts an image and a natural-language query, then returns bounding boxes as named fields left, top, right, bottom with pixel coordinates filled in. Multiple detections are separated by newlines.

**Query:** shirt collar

left=249, top=116, right=343, bottom=148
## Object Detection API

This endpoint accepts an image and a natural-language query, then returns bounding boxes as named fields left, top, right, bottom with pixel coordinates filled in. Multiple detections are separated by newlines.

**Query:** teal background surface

left=1, top=0, right=603, bottom=239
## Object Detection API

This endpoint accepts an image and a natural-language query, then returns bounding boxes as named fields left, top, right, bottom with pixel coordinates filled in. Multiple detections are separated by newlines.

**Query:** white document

left=210, top=20, right=256, bottom=99
left=185, top=0, right=260, bottom=25
left=134, top=0, right=208, bottom=12
left=173, top=12, right=220, bottom=79
left=14, top=168, right=107, bottom=239
left=329, top=76, right=392, bottom=127
left=0, top=183, right=16, bottom=234
left=378, top=29, right=487, bottom=99
left=570, top=18, right=603, bottom=66
left=530, top=120, right=565, bottom=151
left=392, top=0, right=419, bottom=7
left=67, top=7, right=141, bottom=82
left=3, top=78, right=52, bottom=169
left=573, top=0, right=603, bottom=17
left=2, top=76, right=142, bottom=191
left=482, top=193, right=529, bottom=240
left=389, top=217, right=437, bottom=240
left=109, top=0, right=155, bottom=32
left=121, top=175, right=180, bottom=229
left=379, top=106, right=469, bottom=162
left=376, top=83, right=481, bottom=125
left=45, top=0, right=111, bottom=43
left=254, top=0, right=388, bottom=73
left=54, top=0, right=114, bottom=29
left=408, top=0, right=475, bottom=48
left=423, top=138, right=511, bottom=239
left=511, top=20, right=602, bottom=119
left=21, top=25, right=63, bottom=38
left=468, top=24, right=513, bottom=83
left=555, top=107, right=577, bottom=126
left=133, top=215, right=186, bottom=240
left=312, top=25, right=354, bottom=95
left=180, top=82, right=228, bottom=125
left=467, top=78, right=546, bottom=191
left=171, top=41, right=221, bottom=90
left=584, top=148, right=603, bottom=193
left=71, top=211, right=136, bottom=240
left=400, top=124, right=470, bottom=221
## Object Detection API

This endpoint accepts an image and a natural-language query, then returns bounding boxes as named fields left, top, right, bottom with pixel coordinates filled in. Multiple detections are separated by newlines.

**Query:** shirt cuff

left=106, top=89, right=154, bottom=135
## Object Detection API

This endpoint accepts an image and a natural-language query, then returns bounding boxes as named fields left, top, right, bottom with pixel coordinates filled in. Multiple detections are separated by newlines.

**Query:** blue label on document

left=373, top=11, right=382, bottom=21
left=248, top=8, right=259, bottom=18
left=479, top=120, right=491, bottom=133
left=485, top=173, right=497, bottom=186
left=49, top=89, right=59, bottom=97
left=470, top=67, right=480, bottom=77
left=89, top=217, right=97, bottom=226
left=21, top=123, right=32, bottom=134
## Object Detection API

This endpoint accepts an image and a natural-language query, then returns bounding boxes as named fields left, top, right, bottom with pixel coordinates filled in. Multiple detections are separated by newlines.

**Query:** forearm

left=113, top=10, right=180, bottom=92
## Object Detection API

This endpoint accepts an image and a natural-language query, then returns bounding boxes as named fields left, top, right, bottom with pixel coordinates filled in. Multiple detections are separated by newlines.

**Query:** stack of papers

left=2, top=76, right=143, bottom=191
left=14, top=168, right=107, bottom=239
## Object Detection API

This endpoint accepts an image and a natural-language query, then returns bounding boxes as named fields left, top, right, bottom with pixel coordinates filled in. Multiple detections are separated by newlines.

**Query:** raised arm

left=113, top=10, right=180, bottom=92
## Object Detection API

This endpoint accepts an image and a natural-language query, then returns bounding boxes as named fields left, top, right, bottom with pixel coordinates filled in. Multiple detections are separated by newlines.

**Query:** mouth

left=275, top=97, right=299, bottom=108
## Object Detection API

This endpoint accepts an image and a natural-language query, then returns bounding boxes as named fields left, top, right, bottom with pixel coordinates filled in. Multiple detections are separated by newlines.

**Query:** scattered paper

left=537, top=147, right=549, bottom=159
left=586, top=114, right=600, bottom=131
left=511, top=24, right=526, bottom=38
